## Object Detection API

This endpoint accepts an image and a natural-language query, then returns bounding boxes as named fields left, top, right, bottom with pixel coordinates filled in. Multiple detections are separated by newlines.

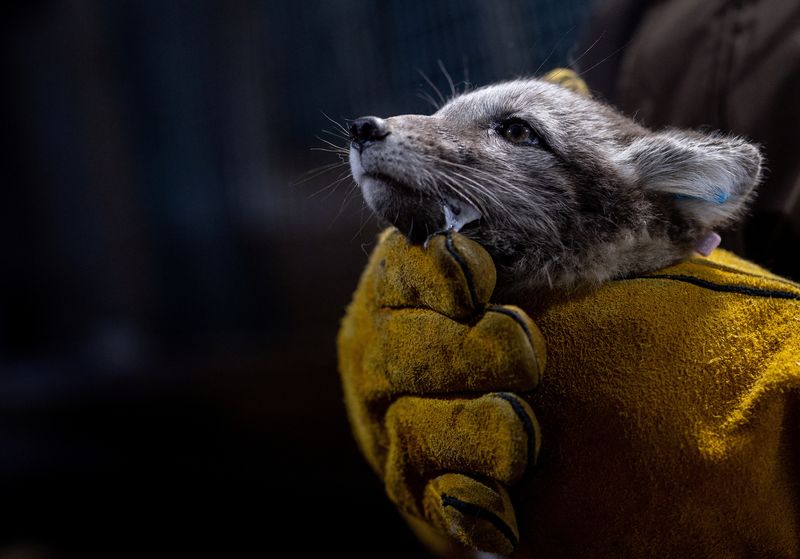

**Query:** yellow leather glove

left=339, top=227, right=800, bottom=558
left=337, top=228, right=545, bottom=555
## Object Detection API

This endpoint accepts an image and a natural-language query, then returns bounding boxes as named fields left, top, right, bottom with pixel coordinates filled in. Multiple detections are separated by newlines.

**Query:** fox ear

left=542, top=68, right=591, bottom=97
left=622, top=131, right=762, bottom=229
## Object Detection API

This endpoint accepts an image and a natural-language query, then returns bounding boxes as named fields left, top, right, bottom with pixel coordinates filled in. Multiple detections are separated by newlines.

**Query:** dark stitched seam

left=444, top=231, right=481, bottom=312
left=380, top=305, right=477, bottom=323
left=494, top=392, right=536, bottom=470
left=687, top=259, right=800, bottom=291
left=638, top=274, right=800, bottom=301
left=487, top=305, right=533, bottom=346
left=387, top=386, right=537, bottom=400
left=487, top=305, right=541, bottom=386
left=440, top=494, right=518, bottom=548
left=380, top=305, right=453, bottom=318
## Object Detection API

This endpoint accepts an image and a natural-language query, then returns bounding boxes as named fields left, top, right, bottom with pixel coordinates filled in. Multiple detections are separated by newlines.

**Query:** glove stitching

left=440, top=493, right=519, bottom=549
left=687, top=259, right=800, bottom=289
left=487, top=305, right=541, bottom=387
left=634, top=275, right=800, bottom=301
left=379, top=304, right=456, bottom=315
left=487, top=305, right=534, bottom=346
left=493, top=392, right=538, bottom=472
left=444, top=231, right=482, bottom=313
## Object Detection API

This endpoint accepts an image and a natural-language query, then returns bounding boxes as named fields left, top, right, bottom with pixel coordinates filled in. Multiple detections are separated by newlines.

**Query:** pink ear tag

left=694, top=231, right=721, bottom=256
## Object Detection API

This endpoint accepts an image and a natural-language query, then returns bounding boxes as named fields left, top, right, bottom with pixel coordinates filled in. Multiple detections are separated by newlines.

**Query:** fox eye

left=496, top=118, right=540, bottom=146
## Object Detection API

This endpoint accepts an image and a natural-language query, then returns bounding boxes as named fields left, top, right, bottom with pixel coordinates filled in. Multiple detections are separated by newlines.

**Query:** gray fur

left=349, top=78, right=762, bottom=295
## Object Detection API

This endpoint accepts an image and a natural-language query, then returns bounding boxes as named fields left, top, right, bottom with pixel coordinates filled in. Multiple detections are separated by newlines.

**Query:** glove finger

left=373, top=229, right=496, bottom=320
left=424, top=473, right=518, bottom=555
left=383, top=393, right=541, bottom=514
left=368, top=306, right=544, bottom=394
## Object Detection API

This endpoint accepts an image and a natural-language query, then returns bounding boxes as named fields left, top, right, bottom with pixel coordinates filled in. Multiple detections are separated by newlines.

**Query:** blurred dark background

left=1, top=1, right=592, bottom=557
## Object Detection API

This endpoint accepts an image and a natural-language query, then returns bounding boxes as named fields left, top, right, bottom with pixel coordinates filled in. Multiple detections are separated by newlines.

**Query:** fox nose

left=349, top=116, right=389, bottom=147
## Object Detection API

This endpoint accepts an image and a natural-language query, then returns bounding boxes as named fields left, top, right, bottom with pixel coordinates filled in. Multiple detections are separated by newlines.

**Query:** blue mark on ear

left=673, top=191, right=730, bottom=204
left=713, top=190, right=730, bottom=204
